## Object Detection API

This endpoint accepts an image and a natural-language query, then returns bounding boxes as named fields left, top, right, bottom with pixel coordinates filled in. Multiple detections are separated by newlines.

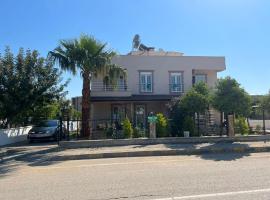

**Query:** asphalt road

left=1, top=153, right=270, bottom=200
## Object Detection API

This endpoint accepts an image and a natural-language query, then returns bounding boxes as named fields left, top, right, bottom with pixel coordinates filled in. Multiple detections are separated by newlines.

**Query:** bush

left=122, top=118, right=133, bottom=138
left=234, top=117, right=249, bottom=135
left=255, top=124, right=262, bottom=134
left=112, top=130, right=125, bottom=139
left=156, top=113, right=169, bottom=137
left=104, top=127, right=114, bottom=138
left=183, top=116, right=196, bottom=136
left=133, top=127, right=145, bottom=138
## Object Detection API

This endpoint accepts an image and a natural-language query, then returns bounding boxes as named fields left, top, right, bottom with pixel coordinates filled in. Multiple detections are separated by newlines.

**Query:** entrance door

left=135, top=104, right=146, bottom=129
left=112, top=105, right=126, bottom=129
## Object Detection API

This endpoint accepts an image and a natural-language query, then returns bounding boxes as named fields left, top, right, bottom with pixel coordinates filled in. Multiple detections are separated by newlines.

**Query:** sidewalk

left=2, top=141, right=270, bottom=163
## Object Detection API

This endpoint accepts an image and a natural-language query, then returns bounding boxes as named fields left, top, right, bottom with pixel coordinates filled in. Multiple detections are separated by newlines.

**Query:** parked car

left=27, top=120, right=66, bottom=143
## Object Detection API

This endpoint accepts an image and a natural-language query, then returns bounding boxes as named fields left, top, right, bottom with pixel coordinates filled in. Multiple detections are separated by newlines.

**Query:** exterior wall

left=193, top=70, right=218, bottom=89
left=91, top=101, right=168, bottom=122
left=0, top=126, right=32, bottom=146
left=91, top=102, right=111, bottom=120
left=109, top=55, right=225, bottom=95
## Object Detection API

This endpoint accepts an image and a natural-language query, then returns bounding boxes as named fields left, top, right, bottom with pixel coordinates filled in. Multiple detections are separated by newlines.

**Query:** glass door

left=112, top=105, right=126, bottom=129
left=135, top=105, right=146, bottom=130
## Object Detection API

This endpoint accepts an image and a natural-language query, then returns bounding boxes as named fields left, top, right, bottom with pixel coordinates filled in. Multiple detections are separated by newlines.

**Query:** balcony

left=169, top=83, right=184, bottom=93
left=91, top=81, right=132, bottom=97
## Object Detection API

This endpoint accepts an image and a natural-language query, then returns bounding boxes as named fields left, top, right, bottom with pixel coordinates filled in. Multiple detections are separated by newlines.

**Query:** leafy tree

left=260, top=94, right=270, bottom=112
left=180, top=83, right=210, bottom=135
left=49, top=34, right=126, bottom=138
left=212, top=76, right=251, bottom=134
left=156, top=113, right=168, bottom=137
left=168, top=83, right=210, bottom=137
left=123, top=118, right=133, bottom=138
left=183, top=116, right=196, bottom=136
left=0, top=47, right=67, bottom=128
left=167, top=97, right=186, bottom=136
left=234, top=117, right=249, bottom=135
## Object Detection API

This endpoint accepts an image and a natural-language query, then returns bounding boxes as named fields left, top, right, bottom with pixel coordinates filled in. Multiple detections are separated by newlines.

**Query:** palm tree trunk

left=81, top=70, right=91, bottom=138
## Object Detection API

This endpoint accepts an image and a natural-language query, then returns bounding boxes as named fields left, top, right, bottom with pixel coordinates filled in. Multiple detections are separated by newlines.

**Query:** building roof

left=90, top=95, right=181, bottom=102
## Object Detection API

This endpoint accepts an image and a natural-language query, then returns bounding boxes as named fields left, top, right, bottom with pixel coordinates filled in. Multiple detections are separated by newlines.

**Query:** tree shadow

left=162, top=141, right=251, bottom=161
left=0, top=143, right=65, bottom=177
left=198, top=142, right=251, bottom=161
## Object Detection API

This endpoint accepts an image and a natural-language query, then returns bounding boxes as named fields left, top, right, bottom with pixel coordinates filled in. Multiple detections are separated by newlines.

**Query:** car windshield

left=36, top=120, right=58, bottom=127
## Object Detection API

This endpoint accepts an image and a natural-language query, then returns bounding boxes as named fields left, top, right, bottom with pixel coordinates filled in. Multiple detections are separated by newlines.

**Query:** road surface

left=1, top=152, right=270, bottom=199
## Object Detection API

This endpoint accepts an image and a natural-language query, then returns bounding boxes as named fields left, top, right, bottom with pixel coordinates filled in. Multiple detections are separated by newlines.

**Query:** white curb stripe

left=154, top=188, right=270, bottom=200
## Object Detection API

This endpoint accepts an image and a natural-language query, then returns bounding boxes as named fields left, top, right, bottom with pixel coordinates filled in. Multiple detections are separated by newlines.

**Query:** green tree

left=0, top=47, right=67, bottom=128
left=123, top=118, right=133, bottom=138
left=180, top=83, right=210, bottom=135
left=183, top=116, right=196, bottom=136
left=168, top=83, right=210, bottom=137
left=167, top=97, right=186, bottom=136
left=49, top=34, right=126, bottom=138
left=212, top=77, right=251, bottom=135
left=234, top=117, right=249, bottom=135
left=156, top=113, right=168, bottom=137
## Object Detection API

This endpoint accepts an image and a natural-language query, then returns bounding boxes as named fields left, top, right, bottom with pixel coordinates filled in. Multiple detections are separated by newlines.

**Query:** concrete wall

left=110, top=55, right=225, bottom=95
left=0, top=126, right=32, bottom=146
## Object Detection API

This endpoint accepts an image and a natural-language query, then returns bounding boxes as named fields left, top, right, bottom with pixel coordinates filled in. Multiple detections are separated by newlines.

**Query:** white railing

left=169, top=84, right=184, bottom=93
left=91, top=81, right=128, bottom=92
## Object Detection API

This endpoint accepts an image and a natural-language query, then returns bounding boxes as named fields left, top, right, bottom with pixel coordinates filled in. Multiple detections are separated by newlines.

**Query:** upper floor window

left=170, top=72, right=183, bottom=93
left=117, top=76, right=127, bottom=91
left=194, top=74, right=207, bottom=84
left=140, top=71, right=153, bottom=93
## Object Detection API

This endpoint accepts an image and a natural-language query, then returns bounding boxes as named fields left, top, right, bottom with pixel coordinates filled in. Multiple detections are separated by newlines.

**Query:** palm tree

left=49, top=35, right=126, bottom=138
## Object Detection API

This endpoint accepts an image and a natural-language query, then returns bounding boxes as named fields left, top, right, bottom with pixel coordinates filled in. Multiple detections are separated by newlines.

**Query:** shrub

left=133, top=127, right=145, bottom=138
left=156, top=113, right=168, bottom=137
left=104, top=127, right=114, bottom=138
left=234, top=117, right=249, bottom=135
left=122, top=118, right=133, bottom=138
left=112, top=130, right=125, bottom=139
left=183, top=116, right=196, bottom=136
left=255, top=124, right=262, bottom=134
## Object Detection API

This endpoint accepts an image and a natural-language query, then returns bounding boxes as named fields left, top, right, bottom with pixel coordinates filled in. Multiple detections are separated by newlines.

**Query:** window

left=140, top=72, right=153, bottom=92
left=112, top=105, right=126, bottom=126
left=117, top=76, right=127, bottom=91
left=194, top=74, right=207, bottom=84
left=170, top=72, right=183, bottom=92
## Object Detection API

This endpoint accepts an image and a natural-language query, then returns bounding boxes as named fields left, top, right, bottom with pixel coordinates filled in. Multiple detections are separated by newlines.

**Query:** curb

left=45, top=146, right=270, bottom=162
left=60, top=136, right=270, bottom=148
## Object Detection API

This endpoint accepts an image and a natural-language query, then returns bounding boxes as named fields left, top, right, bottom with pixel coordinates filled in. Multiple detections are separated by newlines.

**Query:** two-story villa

left=72, top=49, right=226, bottom=131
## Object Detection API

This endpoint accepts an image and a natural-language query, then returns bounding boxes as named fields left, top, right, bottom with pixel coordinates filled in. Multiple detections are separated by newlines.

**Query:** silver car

left=28, top=120, right=65, bottom=142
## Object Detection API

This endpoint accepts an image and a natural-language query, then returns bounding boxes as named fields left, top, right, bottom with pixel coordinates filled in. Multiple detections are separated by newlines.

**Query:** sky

left=1, top=0, right=270, bottom=98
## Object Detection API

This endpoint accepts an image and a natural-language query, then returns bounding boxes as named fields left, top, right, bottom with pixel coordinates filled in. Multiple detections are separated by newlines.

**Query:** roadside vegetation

left=1, top=34, right=269, bottom=138
left=0, top=47, right=68, bottom=128
left=49, top=34, right=126, bottom=138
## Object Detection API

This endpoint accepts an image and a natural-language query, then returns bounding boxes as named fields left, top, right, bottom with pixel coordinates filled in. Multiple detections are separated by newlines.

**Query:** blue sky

left=1, top=0, right=270, bottom=98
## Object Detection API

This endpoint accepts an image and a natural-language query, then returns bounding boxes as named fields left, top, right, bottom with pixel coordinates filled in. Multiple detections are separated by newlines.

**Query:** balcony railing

left=169, top=84, right=184, bottom=93
left=91, top=81, right=131, bottom=97
left=91, top=81, right=128, bottom=92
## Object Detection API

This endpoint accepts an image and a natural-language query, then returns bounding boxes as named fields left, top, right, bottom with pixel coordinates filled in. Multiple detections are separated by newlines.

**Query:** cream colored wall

left=91, top=102, right=111, bottom=120
left=109, top=55, right=225, bottom=95
left=193, top=70, right=218, bottom=89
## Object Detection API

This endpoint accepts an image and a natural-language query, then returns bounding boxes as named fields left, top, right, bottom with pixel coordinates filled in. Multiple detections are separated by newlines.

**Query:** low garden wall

left=0, top=126, right=32, bottom=146
left=60, top=135, right=270, bottom=148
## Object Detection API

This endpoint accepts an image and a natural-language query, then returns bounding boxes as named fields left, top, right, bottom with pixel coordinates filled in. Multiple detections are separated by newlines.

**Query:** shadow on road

left=0, top=141, right=64, bottom=177
left=198, top=142, right=251, bottom=161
